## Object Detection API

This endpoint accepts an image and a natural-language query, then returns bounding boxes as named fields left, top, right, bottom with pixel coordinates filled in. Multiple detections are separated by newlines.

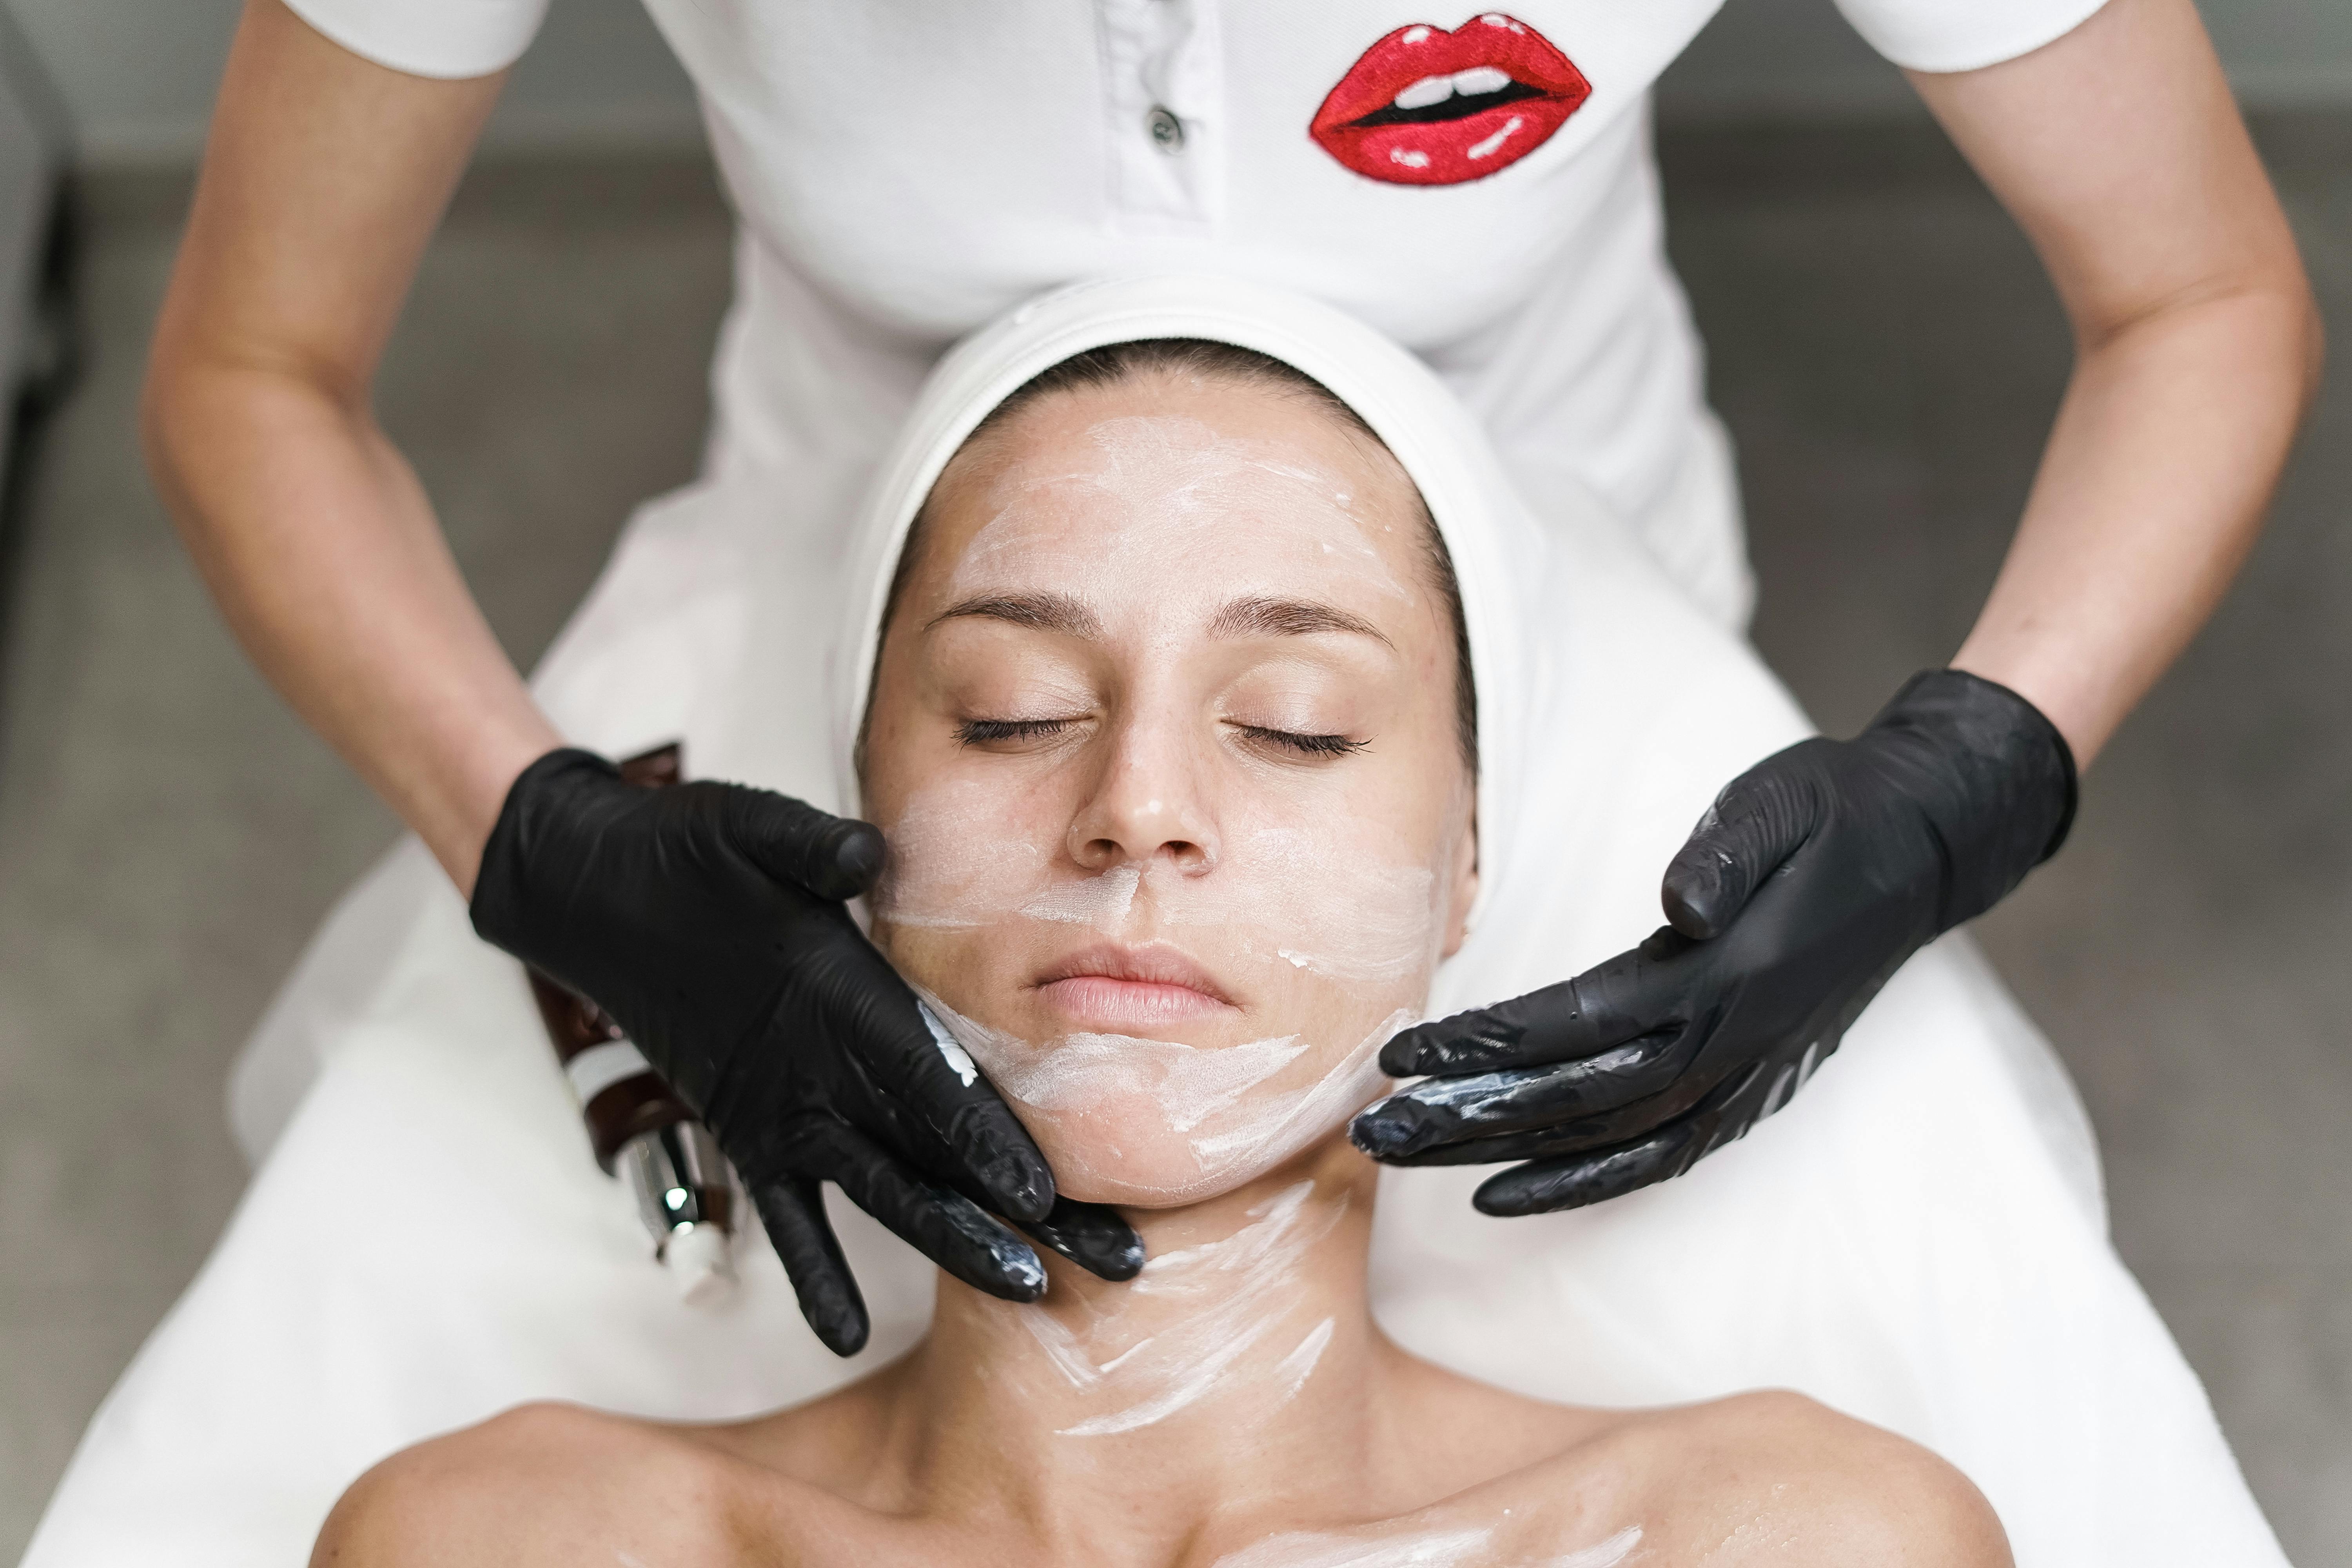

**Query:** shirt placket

left=1096, top=0, right=1225, bottom=236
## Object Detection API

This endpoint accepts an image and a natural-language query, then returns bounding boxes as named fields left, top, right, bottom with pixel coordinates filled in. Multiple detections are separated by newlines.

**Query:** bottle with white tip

left=524, top=742, right=741, bottom=1305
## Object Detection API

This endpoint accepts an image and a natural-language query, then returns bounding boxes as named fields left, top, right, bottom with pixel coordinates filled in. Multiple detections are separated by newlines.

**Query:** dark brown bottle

left=523, top=742, right=739, bottom=1303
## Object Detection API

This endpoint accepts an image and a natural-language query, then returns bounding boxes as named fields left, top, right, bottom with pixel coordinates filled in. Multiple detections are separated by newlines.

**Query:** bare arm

left=1921, top=0, right=2321, bottom=765
left=1356, top=0, right=2323, bottom=1211
left=145, top=0, right=560, bottom=893
left=150, top=0, right=1111, bottom=1340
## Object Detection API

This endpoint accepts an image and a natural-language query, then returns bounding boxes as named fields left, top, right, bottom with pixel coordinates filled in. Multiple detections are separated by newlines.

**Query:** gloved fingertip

left=811, top=1302, right=871, bottom=1359
left=837, top=822, right=889, bottom=893
left=1470, top=1190, right=1538, bottom=1219
left=1347, top=1103, right=1421, bottom=1161
left=753, top=1180, right=872, bottom=1357
left=786, top=1259, right=871, bottom=1356
left=813, top=819, right=887, bottom=901
left=1376, top=1031, right=1430, bottom=1077
left=989, top=1240, right=1049, bottom=1303
left=1064, top=1225, right=1145, bottom=1283
left=983, top=1148, right=1056, bottom=1227
left=1661, top=877, right=1728, bottom=940
left=933, top=1190, right=1049, bottom=1302
left=1472, top=1159, right=1610, bottom=1218
left=1470, top=1177, right=1552, bottom=1218
left=1093, top=1232, right=1147, bottom=1282
left=1024, top=1199, right=1145, bottom=1281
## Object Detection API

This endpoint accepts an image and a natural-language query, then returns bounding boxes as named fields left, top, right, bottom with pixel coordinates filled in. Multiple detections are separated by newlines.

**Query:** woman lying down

left=317, top=334, right=2009, bottom=1566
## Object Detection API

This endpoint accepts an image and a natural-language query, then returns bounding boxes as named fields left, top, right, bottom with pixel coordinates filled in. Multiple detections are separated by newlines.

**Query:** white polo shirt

left=285, top=0, right=2104, bottom=627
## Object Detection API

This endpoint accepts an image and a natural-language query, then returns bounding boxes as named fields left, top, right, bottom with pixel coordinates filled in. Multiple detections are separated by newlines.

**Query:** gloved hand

left=1349, top=668, right=2075, bottom=1216
left=472, top=748, right=1143, bottom=1355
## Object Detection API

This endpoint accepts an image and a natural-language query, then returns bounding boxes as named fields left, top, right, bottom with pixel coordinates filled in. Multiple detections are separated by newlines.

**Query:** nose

left=1065, top=709, right=1219, bottom=877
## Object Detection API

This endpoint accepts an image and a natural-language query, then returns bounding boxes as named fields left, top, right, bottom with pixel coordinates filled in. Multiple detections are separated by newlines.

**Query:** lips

left=1033, top=942, right=1240, bottom=1028
left=1309, top=13, right=1590, bottom=187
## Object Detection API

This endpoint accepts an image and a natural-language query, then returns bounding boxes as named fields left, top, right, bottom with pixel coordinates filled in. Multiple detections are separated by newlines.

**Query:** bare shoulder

left=1374, top=1352, right=2001, bottom=1567
left=311, top=1401, right=754, bottom=1568
left=1608, top=1390, right=2011, bottom=1568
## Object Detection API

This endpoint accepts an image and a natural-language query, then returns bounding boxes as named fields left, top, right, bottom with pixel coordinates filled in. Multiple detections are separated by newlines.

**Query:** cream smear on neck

left=1545, top=1528, right=1645, bottom=1568
left=1015, top=1179, right=1345, bottom=1437
left=1212, top=1526, right=1496, bottom=1568
left=1214, top=1524, right=1644, bottom=1568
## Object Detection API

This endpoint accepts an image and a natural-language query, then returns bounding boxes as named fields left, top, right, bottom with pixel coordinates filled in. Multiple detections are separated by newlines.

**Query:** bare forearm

left=1953, top=283, right=2319, bottom=764
left=146, top=0, right=552, bottom=892
left=1913, top=0, right=2321, bottom=768
left=146, top=364, right=558, bottom=891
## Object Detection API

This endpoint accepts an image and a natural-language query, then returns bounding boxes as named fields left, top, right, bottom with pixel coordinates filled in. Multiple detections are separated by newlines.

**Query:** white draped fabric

left=26, top=277, right=2283, bottom=1567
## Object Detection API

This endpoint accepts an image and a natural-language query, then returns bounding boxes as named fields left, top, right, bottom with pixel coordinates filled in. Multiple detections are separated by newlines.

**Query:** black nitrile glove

left=1350, top=668, right=2075, bottom=1216
left=472, top=749, right=1143, bottom=1354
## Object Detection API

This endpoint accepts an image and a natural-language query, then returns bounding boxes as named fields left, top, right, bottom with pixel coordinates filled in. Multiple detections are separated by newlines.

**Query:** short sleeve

left=282, top=0, right=551, bottom=80
left=1830, top=0, right=2110, bottom=74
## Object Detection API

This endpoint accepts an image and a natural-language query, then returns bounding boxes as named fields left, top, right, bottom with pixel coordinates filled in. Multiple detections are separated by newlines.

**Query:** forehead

left=915, top=375, right=1431, bottom=610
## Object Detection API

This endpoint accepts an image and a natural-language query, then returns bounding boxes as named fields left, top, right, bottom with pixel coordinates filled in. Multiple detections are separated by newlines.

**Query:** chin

left=1030, top=1115, right=1352, bottom=1209
left=1028, top=1122, right=1251, bottom=1209
left=926, top=992, right=1410, bottom=1211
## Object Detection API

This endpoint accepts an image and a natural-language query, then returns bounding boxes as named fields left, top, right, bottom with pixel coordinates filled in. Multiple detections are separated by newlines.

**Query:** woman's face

left=862, top=370, right=1476, bottom=1206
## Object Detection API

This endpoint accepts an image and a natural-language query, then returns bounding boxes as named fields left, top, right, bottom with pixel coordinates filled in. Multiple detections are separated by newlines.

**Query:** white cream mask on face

left=869, top=408, right=1457, bottom=992
left=948, top=412, right=1416, bottom=614
left=920, top=992, right=1413, bottom=1206
left=878, top=786, right=1447, bottom=989
left=829, top=288, right=1550, bottom=1126
left=866, top=388, right=1468, bottom=1208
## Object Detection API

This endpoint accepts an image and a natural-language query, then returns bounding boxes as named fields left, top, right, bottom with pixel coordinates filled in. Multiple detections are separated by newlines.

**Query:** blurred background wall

left=5, top=0, right=702, bottom=163
left=4, top=0, right=2352, bottom=164
left=1660, top=0, right=2352, bottom=116
left=7, top=0, right=2352, bottom=165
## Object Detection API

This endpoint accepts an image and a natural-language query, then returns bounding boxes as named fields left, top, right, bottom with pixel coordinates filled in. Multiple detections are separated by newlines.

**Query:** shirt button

left=1146, top=105, right=1185, bottom=154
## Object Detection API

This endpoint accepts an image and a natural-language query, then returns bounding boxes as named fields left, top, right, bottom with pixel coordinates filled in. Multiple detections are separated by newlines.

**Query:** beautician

left=146, top=0, right=2316, bottom=1351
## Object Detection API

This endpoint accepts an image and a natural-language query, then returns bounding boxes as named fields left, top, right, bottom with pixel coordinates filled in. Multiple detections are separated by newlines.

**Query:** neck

left=882, top=1140, right=1391, bottom=1555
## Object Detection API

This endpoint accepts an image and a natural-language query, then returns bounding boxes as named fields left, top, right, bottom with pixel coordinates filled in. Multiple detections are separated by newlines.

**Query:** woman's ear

left=1438, top=799, right=1478, bottom=960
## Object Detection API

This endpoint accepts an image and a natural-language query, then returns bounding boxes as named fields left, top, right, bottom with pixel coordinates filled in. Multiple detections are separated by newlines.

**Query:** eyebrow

left=927, top=590, right=1390, bottom=648
left=1208, top=594, right=1393, bottom=648
left=929, top=592, right=1104, bottom=638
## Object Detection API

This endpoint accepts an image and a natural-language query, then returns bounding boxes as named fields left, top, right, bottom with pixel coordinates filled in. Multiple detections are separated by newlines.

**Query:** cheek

left=875, top=755, right=1461, bottom=1020
left=1189, top=734, right=1466, bottom=1014
left=868, top=770, right=1066, bottom=931
left=1215, top=822, right=1443, bottom=989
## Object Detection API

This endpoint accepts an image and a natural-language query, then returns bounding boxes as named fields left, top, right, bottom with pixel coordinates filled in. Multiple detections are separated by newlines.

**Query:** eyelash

left=1240, top=725, right=1368, bottom=758
left=955, top=717, right=1074, bottom=746
left=954, top=716, right=1365, bottom=759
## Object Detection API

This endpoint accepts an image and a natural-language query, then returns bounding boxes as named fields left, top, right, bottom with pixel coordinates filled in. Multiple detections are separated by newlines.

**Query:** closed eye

left=1236, top=724, right=1368, bottom=759
left=956, top=716, right=1079, bottom=747
left=958, top=717, right=1364, bottom=758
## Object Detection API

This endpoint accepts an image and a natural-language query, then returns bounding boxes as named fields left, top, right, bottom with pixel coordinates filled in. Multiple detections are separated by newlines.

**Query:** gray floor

left=0, top=125, right=2343, bottom=1562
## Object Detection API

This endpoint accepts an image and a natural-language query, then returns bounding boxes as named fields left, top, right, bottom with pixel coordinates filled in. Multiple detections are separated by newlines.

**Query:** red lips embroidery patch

left=1310, top=13, right=1590, bottom=186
